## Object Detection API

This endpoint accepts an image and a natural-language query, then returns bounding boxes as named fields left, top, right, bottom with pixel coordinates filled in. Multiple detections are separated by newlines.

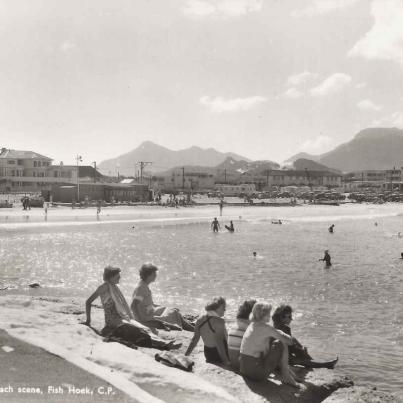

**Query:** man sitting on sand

left=131, top=263, right=194, bottom=332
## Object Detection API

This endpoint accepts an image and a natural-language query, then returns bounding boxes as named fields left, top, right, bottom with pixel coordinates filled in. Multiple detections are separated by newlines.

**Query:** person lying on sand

left=227, top=299, right=256, bottom=370
left=239, top=302, right=302, bottom=387
left=131, top=263, right=194, bottom=332
left=84, top=266, right=180, bottom=350
left=272, top=305, right=338, bottom=369
left=185, top=296, right=230, bottom=366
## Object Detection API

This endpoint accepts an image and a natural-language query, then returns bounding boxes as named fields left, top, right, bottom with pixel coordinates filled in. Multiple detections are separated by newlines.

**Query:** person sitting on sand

left=329, top=224, right=335, bottom=233
left=272, top=305, right=338, bottom=369
left=84, top=266, right=180, bottom=350
left=239, top=302, right=301, bottom=387
left=227, top=299, right=256, bottom=370
left=185, top=296, right=230, bottom=365
left=131, top=263, right=194, bottom=332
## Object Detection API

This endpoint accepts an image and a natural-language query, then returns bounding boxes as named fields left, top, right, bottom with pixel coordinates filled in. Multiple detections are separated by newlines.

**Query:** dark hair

left=272, top=305, right=292, bottom=327
left=236, top=299, right=256, bottom=320
left=103, top=265, right=121, bottom=282
left=139, top=263, right=158, bottom=281
left=205, top=296, right=226, bottom=312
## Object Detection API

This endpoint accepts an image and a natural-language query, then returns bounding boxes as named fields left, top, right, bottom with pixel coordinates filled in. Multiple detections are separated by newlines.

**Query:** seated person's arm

left=85, top=285, right=103, bottom=326
left=185, top=324, right=201, bottom=356
left=271, top=327, right=295, bottom=346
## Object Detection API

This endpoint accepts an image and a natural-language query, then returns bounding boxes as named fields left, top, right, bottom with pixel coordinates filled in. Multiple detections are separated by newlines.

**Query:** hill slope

left=318, top=128, right=403, bottom=171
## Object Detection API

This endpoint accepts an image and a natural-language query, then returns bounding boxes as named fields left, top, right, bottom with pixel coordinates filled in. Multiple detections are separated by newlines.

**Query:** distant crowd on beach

left=85, top=264, right=338, bottom=388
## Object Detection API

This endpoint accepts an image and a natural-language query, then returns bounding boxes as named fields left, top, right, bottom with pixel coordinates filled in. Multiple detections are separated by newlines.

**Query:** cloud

left=349, top=0, right=403, bottom=67
left=200, top=95, right=267, bottom=112
left=292, top=0, right=360, bottom=17
left=300, top=135, right=335, bottom=153
left=357, top=99, right=382, bottom=112
left=60, top=40, right=77, bottom=54
left=286, top=71, right=317, bottom=87
left=310, top=73, right=352, bottom=96
left=372, top=111, right=403, bottom=128
left=355, top=82, right=367, bottom=89
left=182, top=0, right=263, bottom=18
left=283, top=88, right=303, bottom=99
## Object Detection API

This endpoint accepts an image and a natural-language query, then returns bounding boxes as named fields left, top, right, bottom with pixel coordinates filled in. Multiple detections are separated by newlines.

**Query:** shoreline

left=1, top=295, right=402, bottom=403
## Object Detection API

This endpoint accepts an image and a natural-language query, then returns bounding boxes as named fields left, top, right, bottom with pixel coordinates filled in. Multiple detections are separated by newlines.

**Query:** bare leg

left=279, top=343, right=300, bottom=387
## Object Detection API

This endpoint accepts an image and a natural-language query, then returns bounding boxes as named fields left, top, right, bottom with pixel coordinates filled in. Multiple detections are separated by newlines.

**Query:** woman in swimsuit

left=84, top=266, right=180, bottom=350
left=185, top=296, right=230, bottom=365
left=272, top=305, right=338, bottom=369
left=239, top=301, right=301, bottom=387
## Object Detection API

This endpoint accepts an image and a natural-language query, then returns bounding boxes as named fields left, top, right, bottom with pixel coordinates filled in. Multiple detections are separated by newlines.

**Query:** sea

left=0, top=203, right=402, bottom=397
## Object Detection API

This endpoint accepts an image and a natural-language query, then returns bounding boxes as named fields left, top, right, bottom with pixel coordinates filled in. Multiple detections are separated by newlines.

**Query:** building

left=215, top=183, right=256, bottom=196
left=0, top=148, right=56, bottom=191
left=152, top=168, right=215, bottom=193
left=50, top=182, right=150, bottom=203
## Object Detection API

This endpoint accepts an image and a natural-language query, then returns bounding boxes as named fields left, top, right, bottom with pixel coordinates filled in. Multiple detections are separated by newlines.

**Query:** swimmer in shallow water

left=211, top=217, right=220, bottom=233
left=400, top=252, right=403, bottom=260
left=253, top=252, right=257, bottom=258
left=319, top=250, right=332, bottom=267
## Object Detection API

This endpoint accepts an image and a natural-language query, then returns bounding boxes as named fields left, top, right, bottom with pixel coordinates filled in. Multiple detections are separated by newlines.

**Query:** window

left=33, top=172, right=36, bottom=177
left=7, top=160, right=15, bottom=164
left=34, top=161, right=37, bottom=167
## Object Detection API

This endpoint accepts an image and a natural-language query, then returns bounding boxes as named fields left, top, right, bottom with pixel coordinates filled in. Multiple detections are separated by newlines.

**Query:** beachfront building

left=215, top=183, right=256, bottom=196
left=0, top=148, right=54, bottom=192
left=238, top=170, right=342, bottom=190
left=50, top=182, right=150, bottom=203
left=344, top=170, right=385, bottom=191
left=151, top=168, right=215, bottom=193
left=0, top=148, right=105, bottom=194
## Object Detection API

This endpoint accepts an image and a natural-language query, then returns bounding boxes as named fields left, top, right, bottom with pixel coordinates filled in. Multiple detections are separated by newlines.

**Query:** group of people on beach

left=85, top=264, right=337, bottom=388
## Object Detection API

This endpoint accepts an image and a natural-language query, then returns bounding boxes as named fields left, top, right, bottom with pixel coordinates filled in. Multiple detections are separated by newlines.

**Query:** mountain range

left=97, top=141, right=250, bottom=176
left=286, top=128, right=403, bottom=172
left=98, top=127, right=403, bottom=176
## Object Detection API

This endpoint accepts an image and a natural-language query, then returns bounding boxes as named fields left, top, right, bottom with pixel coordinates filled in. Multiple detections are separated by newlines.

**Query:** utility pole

left=76, top=155, right=82, bottom=202
left=92, top=161, right=96, bottom=183
left=224, top=168, right=227, bottom=184
left=136, top=162, right=152, bottom=183
left=182, top=167, right=185, bottom=190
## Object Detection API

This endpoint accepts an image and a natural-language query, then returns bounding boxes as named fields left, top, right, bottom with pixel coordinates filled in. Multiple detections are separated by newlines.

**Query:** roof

left=0, top=149, right=52, bottom=160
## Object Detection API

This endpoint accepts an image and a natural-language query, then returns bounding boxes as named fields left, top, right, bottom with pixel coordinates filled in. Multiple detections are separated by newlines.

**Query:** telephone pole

left=136, top=162, right=153, bottom=183
left=224, top=168, right=227, bottom=184
left=92, top=161, right=96, bottom=183
left=182, top=167, right=185, bottom=190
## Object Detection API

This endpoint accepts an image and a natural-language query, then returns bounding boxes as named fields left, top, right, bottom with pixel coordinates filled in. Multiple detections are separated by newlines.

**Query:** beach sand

left=0, top=329, right=137, bottom=402
left=1, top=295, right=401, bottom=403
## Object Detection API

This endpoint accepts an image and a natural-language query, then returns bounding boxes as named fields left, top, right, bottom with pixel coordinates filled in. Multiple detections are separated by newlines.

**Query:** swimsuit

left=199, top=316, right=228, bottom=363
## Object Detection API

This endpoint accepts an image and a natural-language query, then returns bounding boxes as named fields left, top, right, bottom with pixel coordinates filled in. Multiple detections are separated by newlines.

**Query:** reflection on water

left=0, top=204, right=402, bottom=396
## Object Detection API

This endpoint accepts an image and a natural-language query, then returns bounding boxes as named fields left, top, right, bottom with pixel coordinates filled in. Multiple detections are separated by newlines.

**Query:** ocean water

left=0, top=204, right=402, bottom=396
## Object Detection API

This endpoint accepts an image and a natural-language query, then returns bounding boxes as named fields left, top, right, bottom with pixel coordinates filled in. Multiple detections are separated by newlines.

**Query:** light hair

left=250, top=302, right=272, bottom=322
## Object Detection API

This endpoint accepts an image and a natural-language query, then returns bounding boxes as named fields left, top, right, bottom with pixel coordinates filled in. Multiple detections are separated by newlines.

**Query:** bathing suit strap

left=198, top=317, right=216, bottom=333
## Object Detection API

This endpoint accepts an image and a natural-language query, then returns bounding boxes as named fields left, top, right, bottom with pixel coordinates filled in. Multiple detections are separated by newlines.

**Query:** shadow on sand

left=242, top=367, right=353, bottom=403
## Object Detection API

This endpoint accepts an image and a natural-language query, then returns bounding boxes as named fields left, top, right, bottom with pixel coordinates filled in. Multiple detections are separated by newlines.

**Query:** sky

left=1, top=0, right=403, bottom=166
